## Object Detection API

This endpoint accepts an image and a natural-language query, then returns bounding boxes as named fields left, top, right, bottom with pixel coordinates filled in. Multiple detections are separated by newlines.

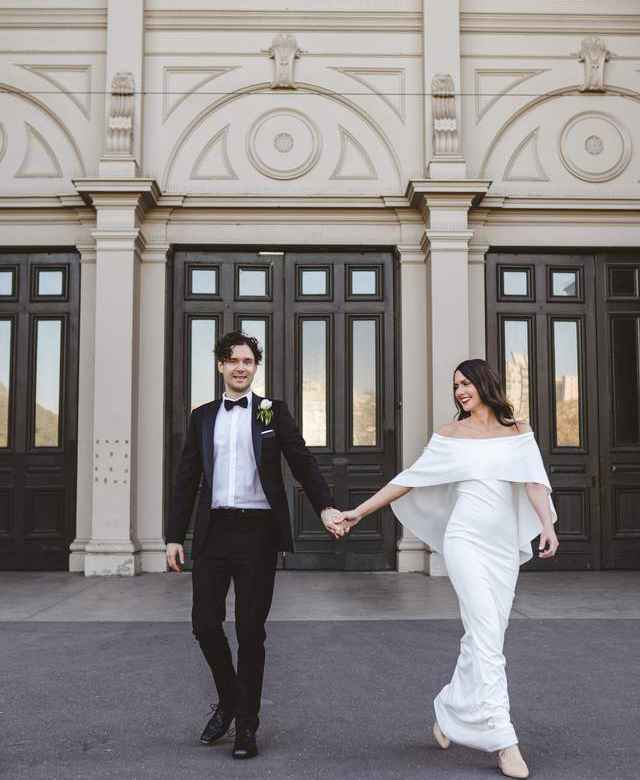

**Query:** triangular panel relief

left=474, top=69, right=548, bottom=124
left=0, top=123, right=6, bottom=165
left=503, top=127, right=549, bottom=182
left=332, top=68, right=406, bottom=122
left=20, top=65, right=92, bottom=119
left=190, top=124, right=237, bottom=180
left=330, top=126, right=377, bottom=181
left=163, top=67, right=238, bottom=122
left=16, top=122, right=62, bottom=178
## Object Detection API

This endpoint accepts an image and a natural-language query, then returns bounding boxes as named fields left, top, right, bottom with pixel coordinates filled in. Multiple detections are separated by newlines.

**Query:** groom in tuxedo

left=165, top=330, right=344, bottom=759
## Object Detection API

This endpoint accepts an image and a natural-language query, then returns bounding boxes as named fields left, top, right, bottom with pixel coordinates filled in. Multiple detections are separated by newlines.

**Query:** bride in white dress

left=341, top=359, right=559, bottom=779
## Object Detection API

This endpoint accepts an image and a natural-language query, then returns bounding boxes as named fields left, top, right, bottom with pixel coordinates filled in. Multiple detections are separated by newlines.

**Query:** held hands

left=320, top=508, right=363, bottom=539
left=166, top=543, right=185, bottom=572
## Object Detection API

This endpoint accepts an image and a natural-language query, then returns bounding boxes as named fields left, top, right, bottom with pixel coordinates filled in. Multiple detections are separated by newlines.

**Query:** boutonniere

left=257, top=398, right=273, bottom=426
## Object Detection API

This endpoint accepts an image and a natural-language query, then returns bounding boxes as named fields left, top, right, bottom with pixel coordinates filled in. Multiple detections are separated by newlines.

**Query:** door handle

left=610, top=465, right=617, bottom=472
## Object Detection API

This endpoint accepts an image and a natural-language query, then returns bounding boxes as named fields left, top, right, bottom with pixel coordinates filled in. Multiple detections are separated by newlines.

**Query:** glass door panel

left=502, top=318, right=532, bottom=423
left=0, top=319, right=12, bottom=447
left=351, top=318, right=378, bottom=447
left=300, top=318, right=328, bottom=447
left=189, top=318, right=217, bottom=411
left=551, top=319, right=582, bottom=448
left=33, top=318, right=63, bottom=448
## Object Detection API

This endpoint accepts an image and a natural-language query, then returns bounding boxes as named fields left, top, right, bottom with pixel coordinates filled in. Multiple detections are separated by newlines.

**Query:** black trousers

left=191, top=508, right=278, bottom=731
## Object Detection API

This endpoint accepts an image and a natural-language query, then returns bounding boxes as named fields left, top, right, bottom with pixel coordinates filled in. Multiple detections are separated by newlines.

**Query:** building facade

left=0, top=0, right=639, bottom=576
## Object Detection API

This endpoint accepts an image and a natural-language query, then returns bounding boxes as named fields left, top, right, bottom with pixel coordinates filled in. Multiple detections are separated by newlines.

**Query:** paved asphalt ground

left=2, top=572, right=639, bottom=779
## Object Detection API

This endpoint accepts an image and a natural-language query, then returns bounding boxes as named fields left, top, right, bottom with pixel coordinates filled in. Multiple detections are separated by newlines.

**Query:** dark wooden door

left=596, top=253, right=640, bottom=568
left=487, top=251, right=600, bottom=570
left=168, top=248, right=398, bottom=570
left=0, top=251, right=79, bottom=570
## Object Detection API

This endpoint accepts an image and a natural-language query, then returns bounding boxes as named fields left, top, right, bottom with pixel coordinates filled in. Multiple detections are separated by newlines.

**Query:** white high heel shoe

left=432, top=721, right=450, bottom=750
left=497, top=744, right=529, bottom=778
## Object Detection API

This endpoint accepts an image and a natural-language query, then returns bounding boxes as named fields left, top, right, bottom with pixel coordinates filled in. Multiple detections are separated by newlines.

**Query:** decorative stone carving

left=263, top=33, right=304, bottom=89
left=559, top=111, right=631, bottom=182
left=16, top=122, right=63, bottom=178
left=431, top=73, right=460, bottom=155
left=106, top=72, right=135, bottom=155
left=190, top=124, right=237, bottom=180
left=503, top=127, right=549, bottom=182
left=575, top=37, right=610, bottom=93
left=247, top=108, right=321, bottom=180
left=330, top=125, right=377, bottom=180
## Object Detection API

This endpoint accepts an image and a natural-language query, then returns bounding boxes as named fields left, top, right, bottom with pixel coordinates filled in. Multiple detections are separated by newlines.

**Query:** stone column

left=73, top=179, right=160, bottom=575
left=136, top=241, right=170, bottom=572
left=69, top=243, right=96, bottom=572
left=396, top=245, right=429, bottom=572
left=469, top=243, right=490, bottom=360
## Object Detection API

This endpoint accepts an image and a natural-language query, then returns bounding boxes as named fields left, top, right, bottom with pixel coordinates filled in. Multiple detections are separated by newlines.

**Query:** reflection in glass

left=38, top=270, right=64, bottom=296
left=609, top=267, right=637, bottom=297
left=612, top=316, right=639, bottom=446
left=352, top=319, right=377, bottom=446
left=351, top=269, right=377, bottom=296
left=0, top=320, right=11, bottom=447
left=553, top=320, right=581, bottom=447
left=301, top=320, right=327, bottom=447
left=0, top=271, right=13, bottom=296
left=240, top=319, right=267, bottom=397
left=34, top=320, right=62, bottom=447
left=191, top=268, right=217, bottom=295
left=301, top=270, right=327, bottom=296
left=239, top=268, right=268, bottom=297
left=502, top=270, right=528, bottom=296
left=552, top=271, right=578, bottom=297
left=503, top=319, right=531, bottom=423
left=190, top=319, right=217, bottom=411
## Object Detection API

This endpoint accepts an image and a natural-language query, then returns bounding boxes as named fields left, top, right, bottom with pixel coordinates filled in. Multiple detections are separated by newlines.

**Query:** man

left=165, top=331, right=344, bottom=760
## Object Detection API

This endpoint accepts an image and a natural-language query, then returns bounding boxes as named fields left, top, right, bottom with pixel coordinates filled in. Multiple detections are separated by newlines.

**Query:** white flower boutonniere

left=257, top=398, right=273, bottom=426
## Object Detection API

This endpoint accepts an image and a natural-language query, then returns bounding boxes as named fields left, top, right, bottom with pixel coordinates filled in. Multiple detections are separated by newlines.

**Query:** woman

left=342, top=359, right=559, bottom=779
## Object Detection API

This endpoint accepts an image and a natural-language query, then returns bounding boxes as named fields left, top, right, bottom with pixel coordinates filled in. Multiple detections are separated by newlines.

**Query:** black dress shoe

left=232, top=727, right=258, bottom=759
left=199, top=703, right=235, bottom=744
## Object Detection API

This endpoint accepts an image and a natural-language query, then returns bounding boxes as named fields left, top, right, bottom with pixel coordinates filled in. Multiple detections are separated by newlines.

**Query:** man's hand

left=321, top=507, right=346, bottom=539
left=166, top=543, right=185, bottom=572
left=340, top=510, right=362, bottom=533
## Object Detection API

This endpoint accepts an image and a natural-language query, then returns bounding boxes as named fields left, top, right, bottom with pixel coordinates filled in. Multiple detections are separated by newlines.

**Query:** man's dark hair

left=214, top=330, right=263, bottom=365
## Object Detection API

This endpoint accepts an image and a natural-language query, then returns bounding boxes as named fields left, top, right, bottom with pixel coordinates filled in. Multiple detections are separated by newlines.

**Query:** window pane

left=301, top=270, right=327, bottom=296
left=351, top=269, right=377, bottom=296
left=352, top=319, right=377, bottom=446
left=609, top=267, right=637, bottom=297
left=37, top=270, right=64, bottom=296
left=503, top=320, right=531, bottom=423
left=611, top=316, right=639, bottom=446
left=34, top=320, right=62, bottom=447
left=0, top=320, right=11, bottom=447
left=301, top=320, right=327, bottom=447
left=190, top=319, right=217, bottom=411
left=240, top=319, right=267, bottom=397
left=552, top=271, right=578, bottom=297
left=191, top=268, right=217, bottom=295
left=502, top=270, right=528, bottom=296
left=0, top=271, right=13, bottom=296
left=238, top=268, right=267, bottom=297
left=553, top=320, right=581, bottom=447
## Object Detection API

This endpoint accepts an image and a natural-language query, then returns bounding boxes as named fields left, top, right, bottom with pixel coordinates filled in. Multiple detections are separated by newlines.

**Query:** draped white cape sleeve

left=390, top=432, right=557, bottom=565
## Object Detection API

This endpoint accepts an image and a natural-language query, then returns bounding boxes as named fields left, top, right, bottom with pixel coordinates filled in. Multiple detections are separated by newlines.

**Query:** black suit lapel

left=251, top=393, right=263, bottom=467
left=201, top=399, right=222, bottom=487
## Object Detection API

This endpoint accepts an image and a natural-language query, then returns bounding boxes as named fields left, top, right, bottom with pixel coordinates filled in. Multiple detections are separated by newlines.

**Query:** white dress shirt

left=211, top=390, right=271, bottom=509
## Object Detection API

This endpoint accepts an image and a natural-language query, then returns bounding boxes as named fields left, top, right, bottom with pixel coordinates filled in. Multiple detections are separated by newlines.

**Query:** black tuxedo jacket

left=166, top=393, right=333, bottom=558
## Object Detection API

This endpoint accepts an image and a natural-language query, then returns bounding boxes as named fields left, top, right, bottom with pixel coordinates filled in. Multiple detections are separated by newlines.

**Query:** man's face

left=217, top=344, right=258, bottom=395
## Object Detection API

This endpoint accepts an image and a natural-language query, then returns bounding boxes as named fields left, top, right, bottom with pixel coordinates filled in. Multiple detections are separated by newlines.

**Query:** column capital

left=468, top=243, right=491, bottom=264
left=73, top=177, right=161, bottom=210
left=405, top=179, right=491, bottom=211
left=425, top=230, right=474, bottom=254
left=140, top=243, right=170, bottom=264
left=397, top=244, right=426, bottom=264
left=76, top=243, right=97, bottom=264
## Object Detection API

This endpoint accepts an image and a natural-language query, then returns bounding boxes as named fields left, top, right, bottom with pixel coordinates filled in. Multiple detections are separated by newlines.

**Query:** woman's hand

left=538, top=526, right=559, bottom=558
left=341, top=510, right=363, bottom=533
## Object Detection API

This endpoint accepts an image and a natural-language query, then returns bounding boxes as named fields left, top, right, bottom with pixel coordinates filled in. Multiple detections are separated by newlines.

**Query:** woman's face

left=453, top=370, right=483, bottom=414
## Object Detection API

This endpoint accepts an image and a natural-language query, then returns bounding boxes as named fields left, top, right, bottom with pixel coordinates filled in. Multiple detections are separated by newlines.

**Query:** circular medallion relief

left=559, top=112, right=631, bottom=182
left=274, top=132, right=294, bottom=153
left=247, top=109, right=321, bottom=180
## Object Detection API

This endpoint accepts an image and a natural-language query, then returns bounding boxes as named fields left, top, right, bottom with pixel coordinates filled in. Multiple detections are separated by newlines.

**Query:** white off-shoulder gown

left=390, top=432, right=556, bottom=752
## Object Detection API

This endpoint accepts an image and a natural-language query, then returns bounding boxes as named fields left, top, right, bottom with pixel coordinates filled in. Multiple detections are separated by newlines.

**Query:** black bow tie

left=224, top=396, right=249, bottom=411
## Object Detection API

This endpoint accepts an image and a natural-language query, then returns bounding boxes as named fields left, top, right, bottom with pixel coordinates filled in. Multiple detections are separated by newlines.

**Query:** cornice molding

left=475, top=195, right=640, bottom=212
left=0, top=8, right=107, bottom=29
left=460, top=12, right=640, bottom=35
left=144, top=10, right=421, bottom=33
left=157, top=194, right=395, bottom=210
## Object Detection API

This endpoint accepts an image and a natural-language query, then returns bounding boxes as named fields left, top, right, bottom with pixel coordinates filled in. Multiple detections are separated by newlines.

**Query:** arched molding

left=0, top=122, right=6, bottom=165
left=480, top=84, right=640, bottom=179
left=0, top=82, right=86, bottom=175
left=162, top=81, right=403, bottom=190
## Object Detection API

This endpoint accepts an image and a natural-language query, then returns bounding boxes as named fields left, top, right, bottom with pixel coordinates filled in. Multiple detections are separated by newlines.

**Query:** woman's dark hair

left=215, top=331, right=263, bottom=365
left=453, top=358, right=516, bottom=427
